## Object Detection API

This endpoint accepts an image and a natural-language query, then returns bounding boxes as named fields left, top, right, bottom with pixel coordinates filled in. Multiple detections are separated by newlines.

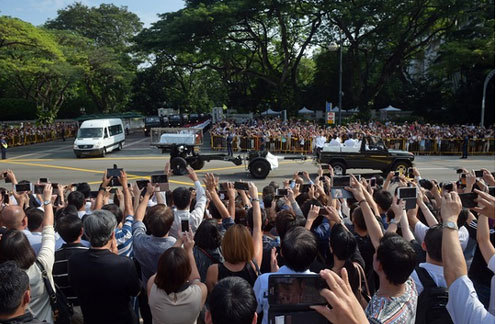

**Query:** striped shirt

left=115, top=215, right=134, bottom=257
left=53, top=243, right=89, bottom=306
left=366, top=278, right=418, bottom=324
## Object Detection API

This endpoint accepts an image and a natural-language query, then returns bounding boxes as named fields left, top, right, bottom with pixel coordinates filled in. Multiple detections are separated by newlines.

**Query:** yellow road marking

left=2, top=161, right=106, bottom=174
left=197, top=160, right=309, bottom=173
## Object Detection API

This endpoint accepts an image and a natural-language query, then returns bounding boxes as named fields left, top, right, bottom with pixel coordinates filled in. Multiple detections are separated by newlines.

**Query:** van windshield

left=77, top=128, right=103, bottom=139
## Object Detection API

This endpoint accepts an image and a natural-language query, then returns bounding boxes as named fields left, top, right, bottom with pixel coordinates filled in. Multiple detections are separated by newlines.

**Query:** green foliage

left=0, top=98, right=37, bottom=120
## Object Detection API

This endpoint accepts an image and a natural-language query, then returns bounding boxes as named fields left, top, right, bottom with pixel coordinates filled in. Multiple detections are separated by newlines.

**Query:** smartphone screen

left=459, top=192, right=478, bottom=208
left=369, top=178, right=377, bottom=187
left=408, top=168, right=415, bottom=178
left=39, top=178, right=49, bottom=183
left=277, top=189, right=288, bottom=196
left=475, top=170, right=484, bottom=178
left=181, top=218, right=189, bottom=232
left=15, top=183, right=32, bottom=192
left=151, top=175, right=168, bottom=183
left=398, top=187, right=417, bottom=199
left=331, top=176, right=351, bottom=187
left=136, top=180, right=150, bottom=190
left=34, top=184, right=45, bottom=194
left=268, top=274, right=327, bottom=306
left=110, top=188, right=117, bottom=194
left=4, top=172, right=11, bottom=183
left=107, top=168, right=123, bottom=178
left=51, top=183, right=60, bottom=195
left=234, top=182, right=249, bottom=191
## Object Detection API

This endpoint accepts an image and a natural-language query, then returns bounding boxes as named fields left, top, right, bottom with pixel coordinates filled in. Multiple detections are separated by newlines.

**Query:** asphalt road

left=0, top=135, right=494, bottom=191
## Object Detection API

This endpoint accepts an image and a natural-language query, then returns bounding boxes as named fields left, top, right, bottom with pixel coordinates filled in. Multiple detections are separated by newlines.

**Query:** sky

left=0, top=0, right=185, bottom=27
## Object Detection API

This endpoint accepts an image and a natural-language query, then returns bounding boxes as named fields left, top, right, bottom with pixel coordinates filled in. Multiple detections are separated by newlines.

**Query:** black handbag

left=35, top=260, right=73, bottom=324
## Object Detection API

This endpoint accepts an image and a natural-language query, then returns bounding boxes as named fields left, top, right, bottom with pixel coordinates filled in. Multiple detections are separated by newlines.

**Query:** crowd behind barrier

left=0, top=122, right=78, bottom=147
left=210, top=118, right=495, bottom=155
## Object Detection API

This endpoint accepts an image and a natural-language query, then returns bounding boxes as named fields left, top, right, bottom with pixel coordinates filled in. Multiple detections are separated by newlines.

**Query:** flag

left=222, top=104, right=227, bottom=110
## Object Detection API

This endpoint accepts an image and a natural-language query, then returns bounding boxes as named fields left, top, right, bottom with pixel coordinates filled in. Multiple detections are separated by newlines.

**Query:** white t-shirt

left=414, top=222, right=469, bottom=251
left=447, top=275, right=494, bottom=324
left=410, top=262, right=446, bottom=295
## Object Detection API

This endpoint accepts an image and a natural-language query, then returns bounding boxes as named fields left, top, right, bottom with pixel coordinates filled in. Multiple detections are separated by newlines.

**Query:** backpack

left=414, top=266, right=453, bottom=324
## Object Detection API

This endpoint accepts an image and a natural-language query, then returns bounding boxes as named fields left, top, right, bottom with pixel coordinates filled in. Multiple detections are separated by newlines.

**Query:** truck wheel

left=392, top=161, right=409, bottom=175
left=249, top=159, right=271, bottom=179
left=189, top=158, right=205, bottom=170
left=330, top=161, right=346, bottom=175
left=171, top=157, right=188, bottom=175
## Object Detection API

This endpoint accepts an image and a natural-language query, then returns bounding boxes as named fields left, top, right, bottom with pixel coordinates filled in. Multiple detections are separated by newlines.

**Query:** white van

left=73, top=119, right=125, bottom=158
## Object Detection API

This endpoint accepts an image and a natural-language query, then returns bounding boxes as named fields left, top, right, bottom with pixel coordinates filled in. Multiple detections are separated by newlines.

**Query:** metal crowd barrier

left=5, top=129, right=76, bottom=148
left=211, top=135, right=494, bottom=156
left=211, top=135, right=315, bottom=154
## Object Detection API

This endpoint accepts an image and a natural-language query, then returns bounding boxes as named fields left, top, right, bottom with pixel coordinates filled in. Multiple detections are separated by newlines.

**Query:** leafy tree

left=0, top=17, right=83, bottom=123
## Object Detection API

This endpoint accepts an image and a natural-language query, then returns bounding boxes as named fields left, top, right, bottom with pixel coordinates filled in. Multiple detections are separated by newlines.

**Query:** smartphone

left=268, top=274, right=327, bottom=306
left=460, top=174, right=467, bottom=186
left=151, top=175, right=168, bottom=183
left=331, top=176, right=351, bottom=187
left=489, top=187, right=495, bottom=197
left=330, top=188, right=353, bottom=199
left=181, top=218, right=189, bottom=232
left=89, top=191, right=99, bottom=198
left=408, top=168, right=415, bottom=178
left=459, top=192, right=478, bottom=208
left=319, top=176, right=327, bottom=181
left=4, top=172, right=11, bottom=183
left=106, top=167, right=123, bottom=178
left=355, top=174, right=361, bottom=182
left=219, top=182, right=228, bottom=192
left=298, top=171, right=305, bottom=176
left=110, top=177, right=121, bottom=187
left=300, top=184, right=311, bottom=193
left=397, top=187, right=417, bottom=199
left=443, top=183, right=454, bottom=192
left=51, top=183, right=60, bottom=195
left=318, top=207, right=328, bottom=216
left=419, top=179, right=433, bottom=191
left=234, top=181, right=249, bottom=191
left=110, top=188, right=117, bottom=194
left=394, top=171, right=400, bottom=177
left=34, top=184, right=45, bottom=194
left=39, top=178, right=49, bottom=183
left=369, top=178, right=377, bottom=188
left=475, top=170, right=484, bottom=178
left=15, top=183, right=32, bottom=192
left=277, top=188, right=288, bottom=196
left=456, top=169, right=464, bottom=174
left=136, top=180, right=150, bottom=190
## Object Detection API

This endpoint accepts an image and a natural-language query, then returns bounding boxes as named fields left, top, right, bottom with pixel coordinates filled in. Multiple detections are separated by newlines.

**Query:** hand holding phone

left=234, top=181, right=250, bottom=191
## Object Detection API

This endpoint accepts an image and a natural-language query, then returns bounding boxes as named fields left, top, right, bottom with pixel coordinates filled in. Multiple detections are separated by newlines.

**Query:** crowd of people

left=211, top=118, right=495, bottom=154
left=0, top=161, right=494, bottom=324
left=0, top=122, right=77, bottom=146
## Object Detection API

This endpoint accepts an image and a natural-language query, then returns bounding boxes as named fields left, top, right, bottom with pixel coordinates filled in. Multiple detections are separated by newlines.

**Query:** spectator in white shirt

left=169, top=167, right=206, bottom=238
left=441, top=191, right=494, bottom=324
left=253, top=227, right=318, bottom=324
left=343, top=134, right=357, bottom=147
left=329, top=135, right=342, bottom=146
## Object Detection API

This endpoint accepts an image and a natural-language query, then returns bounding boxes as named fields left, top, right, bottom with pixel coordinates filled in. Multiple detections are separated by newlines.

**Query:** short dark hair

left=424, top=224, right=443, bottom=262
left=0, top=230, right=36, bottom=270
left=208, top=277, right=257, bottom=324
left=56, top=215, right=83, bottom=243
left=330, top=223, right=357, bottom=261
left=208, top=202, right=222, bottom=220
left=373, top=190, right=393, bottom=212
left=376, top=233, right=416, bottom=285
left=0, top=261, right=29, bottom=316
left=275, top=210, right=302, bottom=240
left=247, top=207, right=267, bottom=230
left=68, top=191, right=85, bottom=210
left=194, top=220, right=222, bottom=250
left=25, top=207, right=44, bottom=232
left=155, top=247, right=191, bottom=294
left=102, top=204, right=123, bottom=224
left=281, top=227, right=317, bottom=272
left=172, top=187, right=191, bottom=210
left=76, top=182, right=90, bottom=199
left=146, top=205, right=174, bottom=237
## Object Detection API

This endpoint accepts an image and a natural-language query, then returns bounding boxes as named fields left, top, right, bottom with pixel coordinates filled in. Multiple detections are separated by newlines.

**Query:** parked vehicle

left=73, top=119, right=125, bottom=158
left=317, top=136, right=414, bottom=175
left=189, top=113, right=200, bottom=124
left=144, top=116, right=162, bottom=136
left=169, top=114, right=183, bottom=127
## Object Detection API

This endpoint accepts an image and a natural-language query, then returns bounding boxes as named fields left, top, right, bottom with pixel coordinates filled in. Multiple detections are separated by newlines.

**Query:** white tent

left=380, top=105, right=402, bottom=112
left=298, top=107, right=313, bottom=114
left=261, top=108, right=280, bottom=115
left=330, top=106, right=340, bottom=112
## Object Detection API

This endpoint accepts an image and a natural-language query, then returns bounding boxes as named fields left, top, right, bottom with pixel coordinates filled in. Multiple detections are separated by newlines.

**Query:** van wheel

left=171, top=157, right=188, bottom=175
left=117, top=143, right=123, bottom=151
left=101, top=148, right=106, bottom=157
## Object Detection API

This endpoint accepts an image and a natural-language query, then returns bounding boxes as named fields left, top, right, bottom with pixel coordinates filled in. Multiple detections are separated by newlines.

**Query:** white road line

left=10, top=145, right=72, bottom=160
left=123, top=138, right=149, bottom=148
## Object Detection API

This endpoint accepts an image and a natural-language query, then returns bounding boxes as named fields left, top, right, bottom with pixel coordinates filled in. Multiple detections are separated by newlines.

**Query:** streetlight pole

left=481, top=69, right=494, bottom=127
left=338, top=39, right=343, bottom=126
